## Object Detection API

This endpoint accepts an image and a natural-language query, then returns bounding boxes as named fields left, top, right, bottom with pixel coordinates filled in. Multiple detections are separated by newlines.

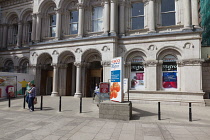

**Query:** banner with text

left=110, top=57, right=124, bottom=102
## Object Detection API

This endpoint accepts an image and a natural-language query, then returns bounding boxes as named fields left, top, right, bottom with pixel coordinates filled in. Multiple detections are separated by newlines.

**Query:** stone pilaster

left=183, top=0, right=191, bottom=29
left=191, top=0, right=199, bottom=28
left=55, top=8, right=62, bottom=40
left=31, top=13, right=37, bottom=42
left=17, top=20, right=23, bottom=48
left=148, top=0, right=155, bottom=33
left=3, top=24, right=8, bottom=48
left=119, top=0, right=125, bottom=35
left=77, top=3, right=84, bottom=37
left=103, top=0, right=110, bottom=35
left=110, top=0, right=118, bottom=35
left=36, top=12, right=42, bottom=42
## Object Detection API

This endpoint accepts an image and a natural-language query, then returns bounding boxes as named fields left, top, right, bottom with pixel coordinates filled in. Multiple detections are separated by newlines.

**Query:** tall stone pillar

left=36, top=13, right=42, bottom=42
left=31, top=13, right=37, bottom=42
left=59, top=64, right=67, bottom=96
left=51, top=64, right=59, bottom=96
left=17, top=21, right=23, bottom=48
left=119, top=1, right=125, bottom=35
left=110, top=0, right=118, bottom=35
left=3, top=24, right=8, bottom=48
left=183, top=0, right=191, bottom=29
left=77, top=3, right=84, bottom=37
left=177, top=61, right=183, bottom=91
left=55, top=8, right=62, bottom=40
left=103, top=0, right=110, bottom=35
left=74, top=62, right=82, bottom=97
left=191, top=0, right=199, bottom=28
left=148, top=0, right=155, bottom=33
left=101, top=61, right=111, bottom=82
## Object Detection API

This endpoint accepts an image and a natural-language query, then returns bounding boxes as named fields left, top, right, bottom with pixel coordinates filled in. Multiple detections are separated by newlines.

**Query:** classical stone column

left=77, top=3, right=84, bottom=37
left=3, top=24, right=8, bottom=48
left=191, top=0, right=199, bottom=28
left=51, top=64, right=59, bottom=96
left=31, top=13, right=37, bottom=42
left=36, top=13, right=42, bottom=42
left=110, top=0, right=117, bottom=34
left=148, top=0, right=155, bottom=33
left=119, top=1, right=125, bottom=35
left=55, top=8, right=62, bottom=40
left=74, top=62, right=82, bottom=97
left=183, top=0, right=191, bottom=29
left=101, top=61, right=111, bottom=82
left=103, top=0, right=110, bottom=35
left=59, top=64, right=67, bottom=96
left=177, top=60, right=183, bottom=91
left=17, top=21, right=23, bottom=48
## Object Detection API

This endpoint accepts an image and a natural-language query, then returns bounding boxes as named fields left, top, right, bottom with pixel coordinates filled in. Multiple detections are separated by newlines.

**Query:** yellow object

left=18, top=80, right=28, bottom=87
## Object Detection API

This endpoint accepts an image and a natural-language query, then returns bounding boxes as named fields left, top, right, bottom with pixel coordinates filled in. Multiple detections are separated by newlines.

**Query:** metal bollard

left=158, top=102, right=161, bottom=120
left=80, top=96, right=82, bottom=113
left=23, top=95, right=26, bottom=109
left=40, top=95, right=43, bottom=110
left=8, top=94, right=11, bottom=108
left=59, top=96, right=61, bottom=112
left=189, top=102, right=192, bottom=122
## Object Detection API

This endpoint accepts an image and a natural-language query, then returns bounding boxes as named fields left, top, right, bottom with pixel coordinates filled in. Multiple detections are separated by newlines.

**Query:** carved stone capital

left=74, top=62, right=82, bottom=68
left=125, top=62, right=131, bottom=67
left=176, top=60, right=184, bottom=67
left=182, top=59, right=204, bottom=66
left=144, top=60, right=159, bottom=67
left=58, top=64, right=68, bottom=69
left=101, top=61, right=111, bottom=67
left=77, top=3, right=84, bottom=9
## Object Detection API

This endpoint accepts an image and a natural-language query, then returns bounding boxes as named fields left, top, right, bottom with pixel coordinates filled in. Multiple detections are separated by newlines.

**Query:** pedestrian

left=18, top=79, right=29, bottom=95
left=25, top=82, right=31, bottom=104
left=28, top=84, right=36, bottom=112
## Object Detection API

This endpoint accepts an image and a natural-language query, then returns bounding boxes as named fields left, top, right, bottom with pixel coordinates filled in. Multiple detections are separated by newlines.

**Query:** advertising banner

left=99, top=82, right=109, bottom=93
left=110, top=57, right=124, bottom=102
left=0, top=76, right=17, bottom=98
left=162, top=72, right=177, bottom=88
left=123, top=78, right=128, bottom=93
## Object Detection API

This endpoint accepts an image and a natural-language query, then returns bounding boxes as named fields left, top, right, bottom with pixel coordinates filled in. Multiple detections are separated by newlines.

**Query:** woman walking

left=28, top=84, right=36, bottom=112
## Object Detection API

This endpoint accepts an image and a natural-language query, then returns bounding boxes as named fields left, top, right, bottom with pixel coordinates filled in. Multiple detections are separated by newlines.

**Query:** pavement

left=0, top=96, right=210, bottom=140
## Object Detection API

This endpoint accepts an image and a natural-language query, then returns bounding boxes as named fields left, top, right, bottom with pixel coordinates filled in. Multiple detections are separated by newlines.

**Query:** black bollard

left=80, top=96, right=82, bottom=113
left=40, top=95, right=43, bottom=110
left=189, top=102, right=192, bottom=122
left=23, top=95, right=26, bottom=109
left=8, top=94, right=11, bottom=108
left=59, top=95, right=61, bottom=112
left=158, top=102, right=161, bottom=120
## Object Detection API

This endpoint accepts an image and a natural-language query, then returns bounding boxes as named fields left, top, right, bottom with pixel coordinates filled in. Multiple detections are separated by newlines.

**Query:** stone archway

left=37, top=53, right=53, bottom=95
left=58, top=51, right=76, bottom=96
left=82, top=49, right=102, bottom=97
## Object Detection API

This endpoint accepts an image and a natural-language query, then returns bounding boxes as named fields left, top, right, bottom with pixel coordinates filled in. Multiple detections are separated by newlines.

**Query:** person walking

left=28, top=84, right=36, bottom=112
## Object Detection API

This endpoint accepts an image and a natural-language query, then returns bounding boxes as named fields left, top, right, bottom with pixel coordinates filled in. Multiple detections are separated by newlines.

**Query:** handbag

left=33, top=97, right=37, bottom=104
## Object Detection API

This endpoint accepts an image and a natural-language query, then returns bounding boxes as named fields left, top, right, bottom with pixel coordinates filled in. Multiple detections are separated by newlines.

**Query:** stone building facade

left=0, top=0, right=205, bottom=104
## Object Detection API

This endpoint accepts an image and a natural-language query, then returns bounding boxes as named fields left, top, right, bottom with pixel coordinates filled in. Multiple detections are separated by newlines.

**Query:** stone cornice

left=182, top=59, right=204, bottom=65
left=1, top=0, right=33, bottom=7
left=144, top=60, right=159, bottom=67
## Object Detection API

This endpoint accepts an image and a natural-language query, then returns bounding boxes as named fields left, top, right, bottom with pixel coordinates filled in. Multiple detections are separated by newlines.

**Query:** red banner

left=99, top=83, right=110, bottom=93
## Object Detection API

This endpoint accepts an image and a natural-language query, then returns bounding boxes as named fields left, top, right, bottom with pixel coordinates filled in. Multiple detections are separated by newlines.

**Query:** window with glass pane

left=50, top=15, right=56, bottom=37
left=13, top=24, right=18, bottom=44
left=70, top=11, right=78, bottom=34
left=161, top=0, right=175, bottom=26
left=92, top=7, right=103, bottom=32
left=162, top=55, right=177, bottom=89
left=131, top=2, right=144, bottom=30
left=28, top=21, right=32, bottom=42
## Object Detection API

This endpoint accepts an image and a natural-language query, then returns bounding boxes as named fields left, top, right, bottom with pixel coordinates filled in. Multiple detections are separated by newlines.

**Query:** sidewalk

left=0, top=96, right=210, bottom=140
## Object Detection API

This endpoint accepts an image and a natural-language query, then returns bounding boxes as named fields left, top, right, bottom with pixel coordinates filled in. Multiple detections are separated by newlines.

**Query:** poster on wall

left=162, top=72, right=177, bottom=88
left=110, top=57, right=124, bottom=102
left=0, top=76, right=17, bottom=98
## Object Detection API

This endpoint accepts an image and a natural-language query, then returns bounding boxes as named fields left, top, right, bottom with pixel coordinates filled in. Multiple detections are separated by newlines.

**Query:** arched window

left=131, top=2, right=144, bottom=30
left=130, top=56, right=144, bottom=90
left=4, top=60, right=14, bottom=72
left=162, top=55, right=177, bottom=89
left=8, top=16, right=18, bottom=46
left=161, top=0, right=175, bottom=26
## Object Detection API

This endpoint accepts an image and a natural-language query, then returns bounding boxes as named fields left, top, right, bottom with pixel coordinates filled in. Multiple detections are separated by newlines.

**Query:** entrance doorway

left=85, top=61, right=103, bottom=97
left=40, top=65, right=53, bottom=95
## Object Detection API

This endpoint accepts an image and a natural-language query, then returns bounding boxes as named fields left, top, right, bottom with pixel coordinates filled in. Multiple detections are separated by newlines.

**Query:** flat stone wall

left=99, top=101, right=132, bottom=121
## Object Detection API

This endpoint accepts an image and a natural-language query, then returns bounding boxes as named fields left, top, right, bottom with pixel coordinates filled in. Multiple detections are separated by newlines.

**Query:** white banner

left=110, top=57, right=124, bottom=102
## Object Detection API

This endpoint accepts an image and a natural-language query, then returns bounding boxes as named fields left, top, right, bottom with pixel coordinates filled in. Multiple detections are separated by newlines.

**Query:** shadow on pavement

left=34, top=107, right=54, bottom=111
left=131, top=107, right=157, bottom=120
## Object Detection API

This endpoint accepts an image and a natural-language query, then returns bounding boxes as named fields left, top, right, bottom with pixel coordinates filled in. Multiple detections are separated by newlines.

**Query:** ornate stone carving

left=144, top=60, right=159, bottom=67
left=58, top=64, right=68, bottom=69
left=32, top=52, right=38, bottom=57
left=75, top=48, right=82, bottom=53
left=52, top=50, right=59, bottom=55
left=183, top=42, right=194, bottom=49
left=101, top=61, right=111, bottom=67
left=182, top=59, right=204, bottom=65
left=101, top=46, right=110, bottom=52
left=74, top=62, right=82, bottom=67
left=14, top=56, right=19, bottom=60
left=1, top=0, right=33, bottom=7
left=147, top=45, right=157, bottom=51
